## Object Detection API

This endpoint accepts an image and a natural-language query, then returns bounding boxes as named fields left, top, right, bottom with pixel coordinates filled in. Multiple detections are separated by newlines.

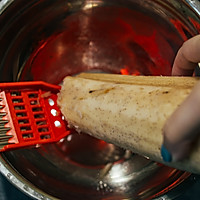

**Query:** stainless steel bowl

left=0, top=0, right=200, bottom=199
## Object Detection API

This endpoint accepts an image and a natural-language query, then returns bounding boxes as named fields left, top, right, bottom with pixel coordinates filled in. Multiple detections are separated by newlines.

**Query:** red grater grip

left=0, top=81, right=70, bottom=152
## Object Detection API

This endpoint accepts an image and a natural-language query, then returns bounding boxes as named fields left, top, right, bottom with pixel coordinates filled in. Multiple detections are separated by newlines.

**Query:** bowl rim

left=0, top=0, right=200, bottom=199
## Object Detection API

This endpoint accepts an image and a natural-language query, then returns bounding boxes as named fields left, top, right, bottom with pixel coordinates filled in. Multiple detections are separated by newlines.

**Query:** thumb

left=161, top=82, right=200, bottom=162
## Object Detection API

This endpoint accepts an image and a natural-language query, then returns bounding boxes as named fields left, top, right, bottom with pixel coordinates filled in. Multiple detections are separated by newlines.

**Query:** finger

left=172, top=35, right=200, bottom=76
left=162, top=82, right=200, bottom=162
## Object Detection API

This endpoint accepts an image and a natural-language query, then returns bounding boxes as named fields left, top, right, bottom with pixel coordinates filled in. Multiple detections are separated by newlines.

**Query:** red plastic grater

left=0, top=81, right=70, bottom=152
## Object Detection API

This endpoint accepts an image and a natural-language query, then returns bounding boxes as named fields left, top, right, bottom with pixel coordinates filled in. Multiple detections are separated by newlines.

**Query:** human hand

left=161, top=35, right=200, bottom=162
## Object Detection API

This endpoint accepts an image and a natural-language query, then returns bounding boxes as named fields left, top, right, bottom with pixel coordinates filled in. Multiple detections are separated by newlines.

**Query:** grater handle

left=0, top=81, right=61, bottom=92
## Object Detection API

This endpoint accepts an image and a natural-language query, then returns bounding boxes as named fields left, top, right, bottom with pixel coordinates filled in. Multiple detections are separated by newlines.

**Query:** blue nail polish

left=161, top=144, right=172, bottom=162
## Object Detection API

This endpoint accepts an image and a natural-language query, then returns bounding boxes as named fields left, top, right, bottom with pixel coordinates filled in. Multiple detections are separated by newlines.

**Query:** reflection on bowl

left=0, top=0, right=200, bottom=199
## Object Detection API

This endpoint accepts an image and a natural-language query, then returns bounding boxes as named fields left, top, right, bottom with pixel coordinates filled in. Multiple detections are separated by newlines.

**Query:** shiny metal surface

left=0, top=0, right=14, bottom=15
left=0, top=0, right=200, bottom=199
left=185, top=0, right=200, bottom=16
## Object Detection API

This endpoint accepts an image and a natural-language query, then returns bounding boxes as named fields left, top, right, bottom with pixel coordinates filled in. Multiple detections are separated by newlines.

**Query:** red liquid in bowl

left=21, top=6, right=185, bottom=83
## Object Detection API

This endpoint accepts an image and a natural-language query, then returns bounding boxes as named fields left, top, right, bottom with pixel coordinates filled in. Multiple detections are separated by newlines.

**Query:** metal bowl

left=0, top=0, right=200, bottom=199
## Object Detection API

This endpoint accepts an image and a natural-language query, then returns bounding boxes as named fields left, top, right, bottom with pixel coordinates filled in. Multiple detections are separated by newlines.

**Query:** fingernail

left=161, top=144, right=172, bottom=162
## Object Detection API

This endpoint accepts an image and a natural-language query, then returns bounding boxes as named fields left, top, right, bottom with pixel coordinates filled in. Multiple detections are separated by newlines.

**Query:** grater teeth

left=0, top=105, right=4, bottom=109
left=0, top=129, right=11, bottom=135
left=0, top=120, right=9, bottom=124
left=0, top=123, right=9, bottom=130
left=0, top=126, right=10, bottom=131
left=0, top=90, right=19, bottom=147
left=0, top=135, right=12, bottom=139
left=0, top=106, right=12, bottom=145
left=0, top=112, right=7, bottom=118
left=0, top=136, right=12, bottom=142
left=0, top=142, right=12, bottom=149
